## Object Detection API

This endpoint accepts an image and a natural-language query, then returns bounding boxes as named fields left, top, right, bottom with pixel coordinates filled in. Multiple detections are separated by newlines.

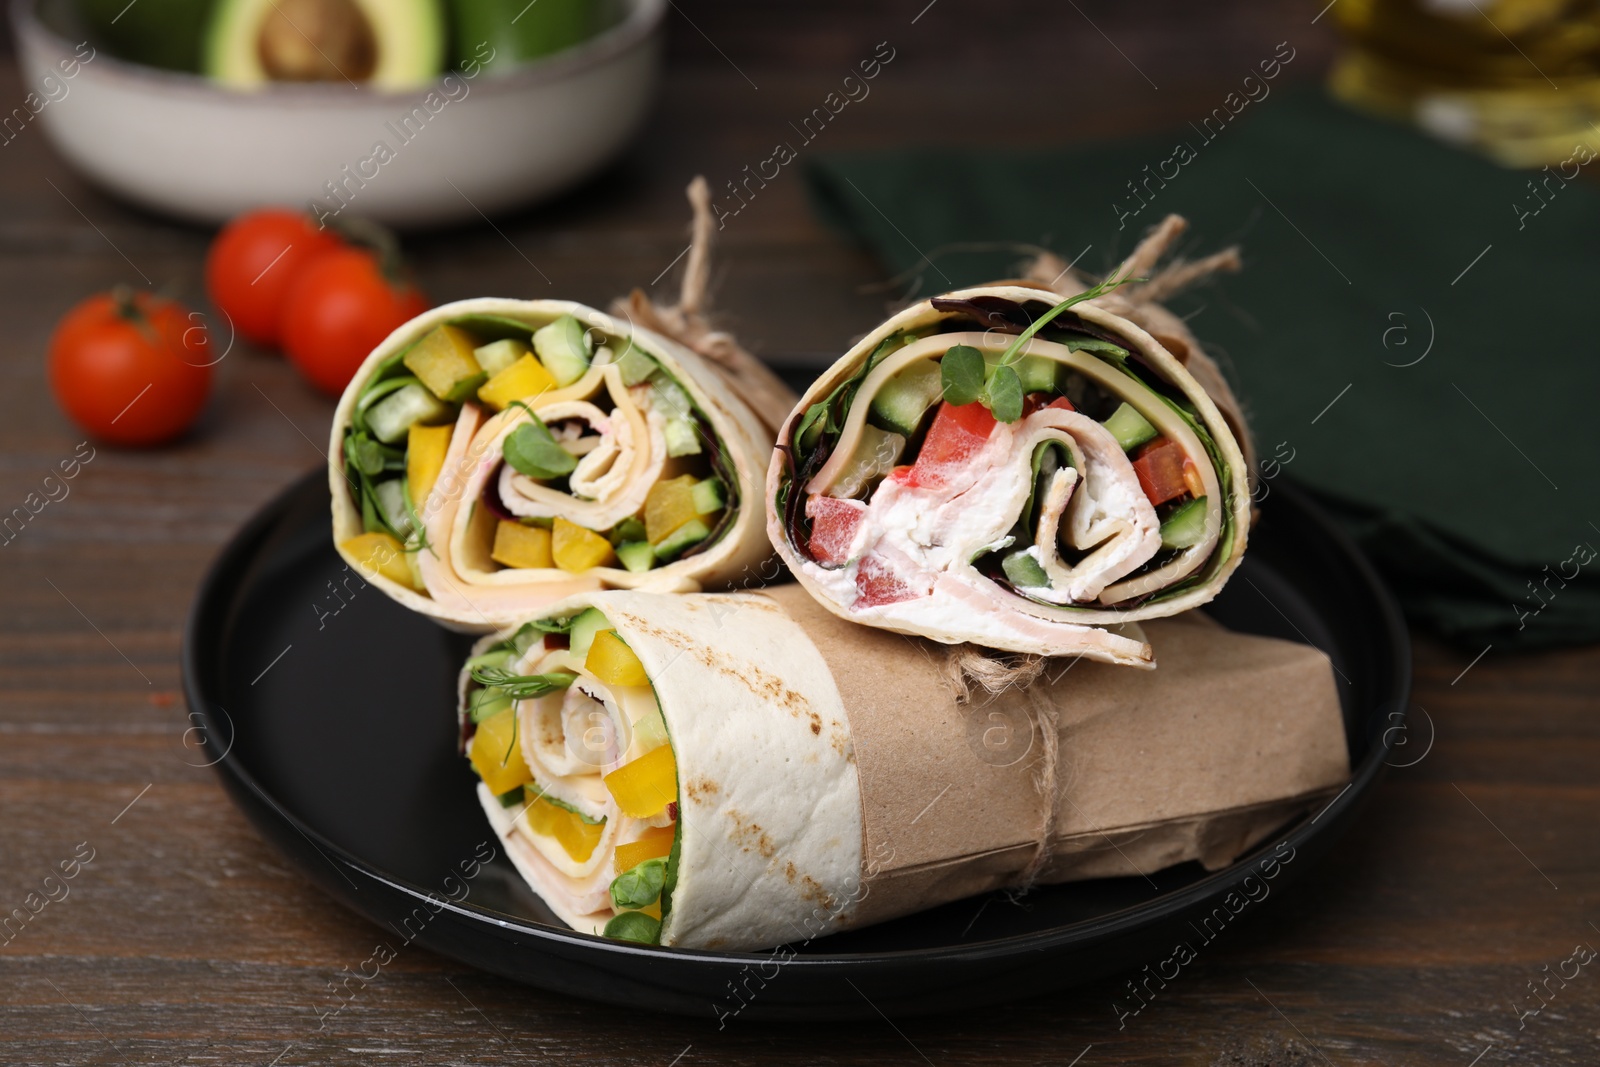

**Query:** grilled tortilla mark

left=683, top=643, right=812, bottom=719
left=685, top=775, right=720, bottom=802
left=797, top=874, right=836, bottom=913
left=614, top=616, right=694, bottom=652
left=726, top=807, right=777, bottom=859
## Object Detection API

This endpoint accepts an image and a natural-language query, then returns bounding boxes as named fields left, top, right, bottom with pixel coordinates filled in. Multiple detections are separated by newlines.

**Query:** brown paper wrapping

left=753, top=586, right=1349, bottom=928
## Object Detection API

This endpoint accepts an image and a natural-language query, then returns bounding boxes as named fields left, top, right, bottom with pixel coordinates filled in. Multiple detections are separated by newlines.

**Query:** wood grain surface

left=2, top=2, right=1596, bottom=1064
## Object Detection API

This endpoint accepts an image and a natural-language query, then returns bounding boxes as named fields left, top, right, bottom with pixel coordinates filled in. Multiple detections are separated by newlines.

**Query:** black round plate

left=182, top=470, right=1409, bottom=1021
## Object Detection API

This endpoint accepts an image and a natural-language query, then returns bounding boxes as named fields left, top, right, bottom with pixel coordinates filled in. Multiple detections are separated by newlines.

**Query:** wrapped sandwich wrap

left=328, top=297, right=776, bottom=632
left=767, top=216, right=1254, bottom=664
left=458, top=584, right=1348, bottom=951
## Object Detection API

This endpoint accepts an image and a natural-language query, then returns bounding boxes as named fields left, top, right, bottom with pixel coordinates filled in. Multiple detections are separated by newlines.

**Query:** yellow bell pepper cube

left=614, top=825, right=676, bottom=875
left=524, top=795, right=605, bottom=863
left=603, top=744, right=677, bottom=819
left=342, top=532, right=420, bottom=591
left=477, top=353, right=558, bottom=411
left=491, top=520, right=554, bottom=570
left=403, top=324, right=485, bottom=402
left=552, top=517, right=616, bottom=573
left=469, top=708, right=533, bottom=796
left=406, top=422, right=453, bottom=507
left=585, top=629, right=649, bottom=687
left=644, top=475, right=699, bottom=545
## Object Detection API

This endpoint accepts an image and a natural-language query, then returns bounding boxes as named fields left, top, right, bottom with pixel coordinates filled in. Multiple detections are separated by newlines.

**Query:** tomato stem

left=111, top=285, right=144, bottom=322
left=326, top=216, right=407, bottom=287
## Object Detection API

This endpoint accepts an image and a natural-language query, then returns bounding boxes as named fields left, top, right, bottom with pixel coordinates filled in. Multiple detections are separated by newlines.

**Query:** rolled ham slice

left=329, top=298, right=776, bottom=632
left=767, top=276, right=1252, bottom=665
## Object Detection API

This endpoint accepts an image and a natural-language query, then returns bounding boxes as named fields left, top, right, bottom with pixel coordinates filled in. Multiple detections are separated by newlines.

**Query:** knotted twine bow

left=610, top=177, right=800, bottom=436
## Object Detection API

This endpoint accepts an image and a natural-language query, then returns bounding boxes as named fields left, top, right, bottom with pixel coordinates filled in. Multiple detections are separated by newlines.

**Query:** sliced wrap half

left=329, top=298, right=775, bottom=632
left=766, top=278, right=1253, bottom=664
left=458, top=586, right=1348, bottom=952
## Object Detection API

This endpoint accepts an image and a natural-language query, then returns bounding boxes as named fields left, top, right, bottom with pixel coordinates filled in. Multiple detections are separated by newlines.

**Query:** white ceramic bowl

left=10, top=0, right=663, bottom=227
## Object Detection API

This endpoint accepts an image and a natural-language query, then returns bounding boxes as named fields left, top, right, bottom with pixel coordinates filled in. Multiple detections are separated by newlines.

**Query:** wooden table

left=3, top=3, right=1596, bottom=1064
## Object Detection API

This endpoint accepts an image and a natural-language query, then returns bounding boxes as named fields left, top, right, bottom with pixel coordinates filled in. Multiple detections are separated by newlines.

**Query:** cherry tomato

left=1131, top=437, right=1189, bottom=506
left=48, top=290, right=214, bottom=446
left=805, top=494, right=865, bottom=566
left=903, top=401, right=997, bottom=489
left=281, top=248, right=428, bottom=396
left=205, top=208, right=343, bottom=347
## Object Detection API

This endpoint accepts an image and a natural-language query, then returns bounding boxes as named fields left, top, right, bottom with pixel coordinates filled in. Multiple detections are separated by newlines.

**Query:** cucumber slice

left=616, top=342, right=660, bottom=386
left=1016, top=355, right=1060, bottom=394
left=663, top=418, right=702, bottom=457
left=568, top=607, right=611, bottom=661
left=653, top=517, right=710, bottom=561
left=1002, top=550, right=1049, bottom=589
left=1021, top=441, right=1068, bottom=534
left=691, top=477, right=724, bottom=515
left=374, top=478, right=415, bottom=541
left=830, top=424, right=905, bottom=499
left=1102, top=402, right=1159, bottom=452
left=533, top=314, right=593, bottom=386
left=1159, top=496, right=1209, bottom=549
left=869, top=360, right=942, bottom=436
left=650, top=376, right=694, bottom=420
left=474, top=338, right=530, bottom=377
left=982, top=352, right=1058, bottom=394
left=470, top=688, right=514, bottom=723
left=648, top=376, right=702, bottom=456
left=367, top=382, right=451, bottom=444
left=466, top=648, right=514, bottom=672
left=631, top=711, right=670, bottom=753
left=609, top=516, right=647, bottom=544
left=616, top=540, right=655, bottom=574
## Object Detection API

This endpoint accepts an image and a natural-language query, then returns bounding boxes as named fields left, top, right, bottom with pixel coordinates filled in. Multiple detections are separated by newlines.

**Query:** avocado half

left=204, top=0, right=445, bottom=90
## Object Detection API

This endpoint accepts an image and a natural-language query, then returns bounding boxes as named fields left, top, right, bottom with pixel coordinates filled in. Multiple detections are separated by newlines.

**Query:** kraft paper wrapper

left=754, top=585, right=1349, bottom=932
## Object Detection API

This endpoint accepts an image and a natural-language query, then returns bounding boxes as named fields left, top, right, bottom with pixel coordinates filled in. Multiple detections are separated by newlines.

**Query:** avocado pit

left=257, top=0, right=377, bottom=83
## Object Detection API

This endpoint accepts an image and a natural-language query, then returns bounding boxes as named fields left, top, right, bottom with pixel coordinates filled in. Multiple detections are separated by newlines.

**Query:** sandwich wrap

left=459, top=584, right=1348, bottom=951
left=329, top=297, right=776, bottom=632
left=768, top=216, right=1254, bottom=664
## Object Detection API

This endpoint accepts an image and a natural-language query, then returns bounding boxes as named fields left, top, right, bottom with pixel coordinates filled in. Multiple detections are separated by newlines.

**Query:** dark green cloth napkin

left=803, top=88, right=1599, bottom=651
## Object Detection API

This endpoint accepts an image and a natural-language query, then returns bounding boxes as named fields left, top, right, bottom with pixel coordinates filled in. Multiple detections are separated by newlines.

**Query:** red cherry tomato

left=48, top=290, right=214, bottom=446
left=854, top=552, right=925, bottom=607
left=206, top=209, right=343, bottom=347
left=804, top=494, right=866, bottom=566
left=904, top=401, right=998, bottom=489
left=280, top=248, right=428, bottom=396
left=1131, top=437, right=1189, bottom=506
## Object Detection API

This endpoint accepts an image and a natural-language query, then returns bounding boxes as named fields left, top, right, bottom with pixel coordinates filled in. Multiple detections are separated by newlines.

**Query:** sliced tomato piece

left=805, top=495, right=866, bottom=566
left=854, top=553, right=926, bottom=608
left=1132, top=437, right=1190, bottom=506
left=1022, top=393, right=1076, bottom=417
left=906, top=401, right=997, bottom=489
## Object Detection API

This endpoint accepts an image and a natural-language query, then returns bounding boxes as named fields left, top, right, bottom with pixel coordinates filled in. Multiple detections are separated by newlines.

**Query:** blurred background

left=3, top=0, right=1342, bottom=368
